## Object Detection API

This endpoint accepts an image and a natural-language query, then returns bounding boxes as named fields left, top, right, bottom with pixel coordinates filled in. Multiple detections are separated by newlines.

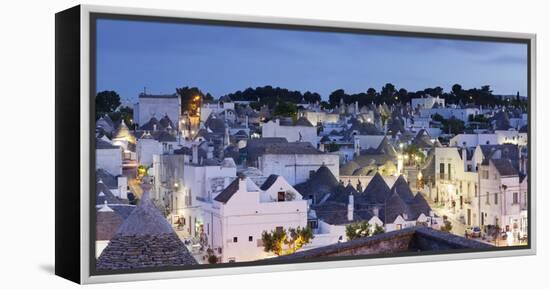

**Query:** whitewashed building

left=136, top=132, right=163, bottom=167
left=202, top=175, right=308, bottom=263
left=134, top=93, right=180, bottom=129
left=257, top=142, right=340, bottom=185
left=450, top=130, right=528, bottom=147
left=411, top=95, right=445, bottom=109
left=96, top=138, right=123, bottom=176
left=300, top=110, right=340, bottom=125
left=261, top=118, right=318, bottom=146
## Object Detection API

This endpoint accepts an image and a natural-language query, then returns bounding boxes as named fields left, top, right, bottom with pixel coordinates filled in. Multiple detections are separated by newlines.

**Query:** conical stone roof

left=295, top=165, right=339, bottom=204
left=358, top=172, right=391, bottom=204
left=96, top=184, right=197, bottom=270
left=390, top=175, right=414, bottom=203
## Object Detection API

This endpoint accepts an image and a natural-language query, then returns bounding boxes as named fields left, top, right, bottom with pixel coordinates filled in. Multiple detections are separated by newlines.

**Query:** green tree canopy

left=176, top=86, right=206, bottom=116
left=273, top=101, right=298, bottom=119
left=96, top=90, right=121, bottom=118
left=261, top=227, right=313, bottom=256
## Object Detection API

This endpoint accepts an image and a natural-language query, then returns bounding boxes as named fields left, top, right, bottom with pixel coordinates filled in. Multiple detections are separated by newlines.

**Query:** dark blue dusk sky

left=96, top=18, right=528, bottom=101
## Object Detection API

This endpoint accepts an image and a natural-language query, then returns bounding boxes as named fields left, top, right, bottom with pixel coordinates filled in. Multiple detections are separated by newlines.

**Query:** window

left=308, top=220, right=318, bottom=229
left=494, top=193, right=498, bottom=205
left=481, top=170, right=489, bottom=179
left=513, top=192, right=519, bottom=204
left=467, top=164, right=472, bottom=172
left=248, top=236, right=253, bottom=242
left=440, top=163, right=445, bottom=179
left=486, top=193, right=490, bottom=205
left=233, top=237, right=238, bottom=243
left=448, top=163, right=452, bottom=180
left=275, top=226, right=283, bottom=233
left=277, top=191, right=285, bottom=202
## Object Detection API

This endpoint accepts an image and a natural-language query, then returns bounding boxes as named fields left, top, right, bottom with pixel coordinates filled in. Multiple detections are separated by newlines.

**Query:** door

left=467, top=209, right=471, bottom=226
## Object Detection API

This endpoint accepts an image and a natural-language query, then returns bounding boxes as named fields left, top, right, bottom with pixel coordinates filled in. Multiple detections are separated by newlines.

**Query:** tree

left=397, top=88, right=408, bottom=103
left=207, top=255, right=218, bottom=264
left=204, top=92, right=214, bottom=102
left=443, top=117, right=465, bottom=135
left=345, top=221, right=371, bottom=240
left=451, top=84, right=463, bottom=96
left=329, top=89, right=347, bottom=107
left=176, top=86, right=205, bottom=116
left=108, top=106, right=134, bottom=128
left=273, top=101, right=298, bottom=119
left=303, top=91, right=321, bottom=103
left=379, top=160, right=398, bottom=176
left=366, top=88, right=377, bottom=98
left=261, top=227, right=313, bottom=256
left=372, top=224, right=385, bottom=235
left=327, top=142, right=340, bottom=152
left=440, top=215, right=453, bottom=232
left=404, top=144, right=425, bottom=166
left=96, top=91, right=121, bottom=118
left=380, top=83, right=396, bottom=103
left=431, top=113, right=445, bottom=123
left=137, top=165, right=148, bottom=179
left=320, top=101, right=331, bottom=110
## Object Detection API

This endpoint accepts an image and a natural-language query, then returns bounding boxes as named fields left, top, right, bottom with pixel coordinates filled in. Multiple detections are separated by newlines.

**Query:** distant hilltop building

left=134, top=93, right=180, bottom=129
left=411, top=95, right=445, bottom=109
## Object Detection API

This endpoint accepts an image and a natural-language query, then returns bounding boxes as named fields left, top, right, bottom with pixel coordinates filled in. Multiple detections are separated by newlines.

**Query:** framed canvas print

left=55, top=4, right=536, bottom=284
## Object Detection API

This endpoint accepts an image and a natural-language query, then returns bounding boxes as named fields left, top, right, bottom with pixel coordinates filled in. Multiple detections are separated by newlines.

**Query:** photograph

left=91, top=14, right=530, bottom=273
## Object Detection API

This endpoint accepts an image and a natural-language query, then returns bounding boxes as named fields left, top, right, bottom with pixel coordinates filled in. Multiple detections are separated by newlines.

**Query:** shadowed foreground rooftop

left=274, top=226, right=493, bottom=261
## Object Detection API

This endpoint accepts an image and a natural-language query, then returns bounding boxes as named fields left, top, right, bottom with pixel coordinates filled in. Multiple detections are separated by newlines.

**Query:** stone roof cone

left=96, top=182, right=197, bottom=270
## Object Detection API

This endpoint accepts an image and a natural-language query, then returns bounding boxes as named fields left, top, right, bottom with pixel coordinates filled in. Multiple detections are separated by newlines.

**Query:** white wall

left=211, top=178, right=308, bottom=262
left=259, top=153, right=340, bottom=185
left=136, top=138, right=162, bottom=166
left=262, top=120, right=318, bottom=146
left=96, top=148, right=122, bottom=176
left=135, top=97, right=180, bottom=127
